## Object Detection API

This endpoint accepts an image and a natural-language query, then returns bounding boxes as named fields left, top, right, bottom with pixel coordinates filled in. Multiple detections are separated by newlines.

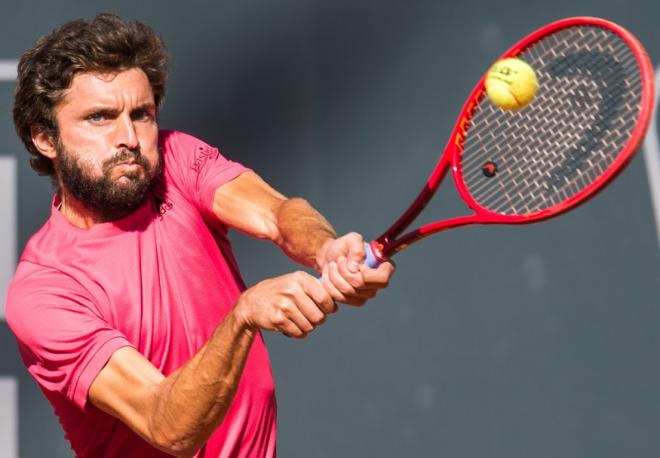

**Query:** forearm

left=148, top=310, right=256, bottom=457
left=275, top=197, right=336, bottom=271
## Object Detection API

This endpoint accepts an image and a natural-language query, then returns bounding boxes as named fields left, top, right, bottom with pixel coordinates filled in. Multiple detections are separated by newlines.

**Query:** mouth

left=110, top=162, right=144, bottom=181
left=113, top=161, right=141, bottom=170
left=113, top=158, right=136, bottom=166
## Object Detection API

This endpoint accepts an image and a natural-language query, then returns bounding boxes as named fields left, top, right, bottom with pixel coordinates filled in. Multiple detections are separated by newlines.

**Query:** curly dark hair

left=13, top=13, right=169, bottom=177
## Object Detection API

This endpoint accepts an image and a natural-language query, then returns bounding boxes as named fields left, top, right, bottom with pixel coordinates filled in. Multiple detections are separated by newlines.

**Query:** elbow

left=150, top=431, right=202, bottom=458
left=147, top=415, right=204, bottom=458
left=170, top=447, right=200, bottom=458
left=250, top=197, right=292, bottom=243
left=254, top=217, right=281, bottom=243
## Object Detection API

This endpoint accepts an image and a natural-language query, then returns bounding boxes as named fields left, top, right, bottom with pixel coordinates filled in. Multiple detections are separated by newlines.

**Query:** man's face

left=52, top=68, right=161, bottom=220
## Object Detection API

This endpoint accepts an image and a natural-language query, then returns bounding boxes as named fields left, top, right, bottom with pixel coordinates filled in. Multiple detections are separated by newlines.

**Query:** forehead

left=59, top=68, right=154, bottom=109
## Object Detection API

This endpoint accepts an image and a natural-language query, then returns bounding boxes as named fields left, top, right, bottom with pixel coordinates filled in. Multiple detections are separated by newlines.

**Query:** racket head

left=451, top=17, right=654, bottom=224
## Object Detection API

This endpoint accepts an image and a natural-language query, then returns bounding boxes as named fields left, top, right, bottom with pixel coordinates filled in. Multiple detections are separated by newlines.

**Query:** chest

left=67, top=195, right=244, bottom=372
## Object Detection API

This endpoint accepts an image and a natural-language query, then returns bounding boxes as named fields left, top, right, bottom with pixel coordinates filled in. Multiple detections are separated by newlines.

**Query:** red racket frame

left=369, top=17, right=655, bottom=263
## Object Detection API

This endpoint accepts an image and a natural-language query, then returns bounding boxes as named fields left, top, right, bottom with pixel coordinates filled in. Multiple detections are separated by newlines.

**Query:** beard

left=55, top=141, right=163, bottom=221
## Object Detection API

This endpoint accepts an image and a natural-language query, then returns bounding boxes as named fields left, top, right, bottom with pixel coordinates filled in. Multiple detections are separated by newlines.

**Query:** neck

left=58, top=189, right=107, bottom=228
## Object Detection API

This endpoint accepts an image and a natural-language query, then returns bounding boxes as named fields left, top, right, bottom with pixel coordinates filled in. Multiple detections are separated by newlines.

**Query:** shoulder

left=6, top=262, right=95, bottom=345
left=159, top=129, right=215, bottom=157
left=158, top=129, right=223, bottom=179
left=19, top=211, right=74, bottom=270
left=156, top=129, right=249, bottom=210
left=7, top=262, right=93, bottom=312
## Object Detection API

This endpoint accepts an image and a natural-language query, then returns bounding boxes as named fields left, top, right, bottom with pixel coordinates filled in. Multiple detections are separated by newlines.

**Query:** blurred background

left=1, top=1, right=660, bottom=457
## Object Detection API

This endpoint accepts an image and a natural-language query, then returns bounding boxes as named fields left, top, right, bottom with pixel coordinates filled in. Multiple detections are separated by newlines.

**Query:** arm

left=212, top=171, right=395, bottom=305
left=90, top=271, right=335, bottom=457
left=211, top=171, right=336, bottom=270
left=91, top=312, right=254, bottom=457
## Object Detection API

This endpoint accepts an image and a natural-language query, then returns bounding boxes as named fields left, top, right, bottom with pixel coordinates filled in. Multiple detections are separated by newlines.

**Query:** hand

left=234, top=271, right=337, bottom=338
left=318, top=232, right=395, bottom=306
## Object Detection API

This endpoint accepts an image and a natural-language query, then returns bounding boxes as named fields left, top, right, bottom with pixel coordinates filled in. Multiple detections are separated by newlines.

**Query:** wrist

left=228, top=299, right=257, bottom=337
left=314, top=237, right=336, bottom=272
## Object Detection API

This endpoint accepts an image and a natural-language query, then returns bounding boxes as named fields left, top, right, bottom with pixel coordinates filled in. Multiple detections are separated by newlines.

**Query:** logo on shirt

left=155, top=196, right=173, bottom=219
left=191, top=146, right=217, bottom=173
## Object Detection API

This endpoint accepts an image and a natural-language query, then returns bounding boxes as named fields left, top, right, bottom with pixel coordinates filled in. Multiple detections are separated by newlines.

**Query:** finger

left=277, top=297, right=316, bottom=336
left=349, top=288, right=378, bottom=299
left=336, top=256, right=365, bottom=289
left=361, top=261, right=395, bottom=287
left=296, top=292, right=330, bottom=327
left=328, top=261, right=372, bottom=306
left=340, top=296, right=368, bottom=307
left=323, top=274, right=372, bottom=305
left=272, top=307, right=310, bottom=338
left=281, top=318, right=309, bottom=339
left=327, top=260, right=357, bottom=297
left=321, top=266, right=348, bottom=303
left=308, top=282, right=338, bottom=316
left=343, top=233, right=365, bottom=273
left=336, top=275, right=377, bottom=304
left=295, top=271, right=338, bottom=315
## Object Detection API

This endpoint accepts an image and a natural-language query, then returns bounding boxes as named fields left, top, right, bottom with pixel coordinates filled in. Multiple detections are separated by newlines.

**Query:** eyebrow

left=82, top=103, right=157, bottom=117
left=132, top=103, right=157, bottom=113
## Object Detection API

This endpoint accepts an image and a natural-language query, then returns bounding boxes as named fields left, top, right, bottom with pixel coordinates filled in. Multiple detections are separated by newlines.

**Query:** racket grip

left=363, top=241, right=381, bottom=268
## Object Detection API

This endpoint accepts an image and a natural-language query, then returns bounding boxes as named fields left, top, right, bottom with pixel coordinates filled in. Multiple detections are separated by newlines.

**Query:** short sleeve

left=5, top=263, right=132, bottom=410
left=159, top=130, right=250, bottom=215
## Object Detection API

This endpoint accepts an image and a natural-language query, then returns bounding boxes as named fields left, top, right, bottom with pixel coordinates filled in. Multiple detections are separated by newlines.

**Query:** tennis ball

left=485, top=58, right=538, bottom=110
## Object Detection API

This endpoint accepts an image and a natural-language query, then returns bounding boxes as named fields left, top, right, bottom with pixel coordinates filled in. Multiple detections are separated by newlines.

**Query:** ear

left=30, top=126, right=57, bottom=160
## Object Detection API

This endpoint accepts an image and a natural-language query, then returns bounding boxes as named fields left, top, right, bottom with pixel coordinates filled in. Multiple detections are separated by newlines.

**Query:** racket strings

left=467, top=30, right=638, bottom=212
left=459, top=26, right=644, bottom=215
left=477, top=34, right=628, bottom=199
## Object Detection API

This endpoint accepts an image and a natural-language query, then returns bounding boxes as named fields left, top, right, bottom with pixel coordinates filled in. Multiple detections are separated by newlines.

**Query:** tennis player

left=7, top=13, right=394, bottom=458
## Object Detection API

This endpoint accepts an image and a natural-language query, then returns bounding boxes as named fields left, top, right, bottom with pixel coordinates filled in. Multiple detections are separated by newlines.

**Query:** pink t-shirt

left=6, top=130, right=277, bottom=457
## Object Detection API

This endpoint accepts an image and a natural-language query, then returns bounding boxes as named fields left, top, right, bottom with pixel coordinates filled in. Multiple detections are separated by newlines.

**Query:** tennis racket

left=363, top=16, right=655, bottom=268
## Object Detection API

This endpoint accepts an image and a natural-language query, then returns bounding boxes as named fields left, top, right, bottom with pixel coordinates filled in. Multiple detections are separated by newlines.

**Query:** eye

left=87, top=112, right=107, bottom=123
left=132, top=109, right=155, bottom=122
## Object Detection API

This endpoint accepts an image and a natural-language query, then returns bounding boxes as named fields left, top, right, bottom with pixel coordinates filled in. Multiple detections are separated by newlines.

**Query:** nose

left=115, top=113, right=139, bottom=150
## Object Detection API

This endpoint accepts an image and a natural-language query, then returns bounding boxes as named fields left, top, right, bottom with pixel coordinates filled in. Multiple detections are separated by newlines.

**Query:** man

left=7, top=13, right=394, bottom=458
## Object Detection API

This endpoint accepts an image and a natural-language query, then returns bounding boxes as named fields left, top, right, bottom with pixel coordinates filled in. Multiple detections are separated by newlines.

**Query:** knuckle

left=278, top=300, right=291, bottom=314
left=347, top=231, right=362, bottom=241
left=272, top=310, right=287, bottom=327
left=288, top=325, right=307, bottom=338
left=313, top=287, right=330, bottom=302
left=283, top=280, right=301, bottom=296
left=287, top=325, right=303, bottom=338
left=349, top=277, right=364, bottom=288
left=340, top=285, right=356, bottom=296
left=310, top=313, right=325, bottom=326
left=331, top=292, right=347, bottom=303
left=293, top=270, right=309, bottom=282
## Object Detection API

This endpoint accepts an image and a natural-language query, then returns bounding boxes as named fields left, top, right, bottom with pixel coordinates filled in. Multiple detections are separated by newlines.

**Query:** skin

left=31, top=67, right=395, bottom=457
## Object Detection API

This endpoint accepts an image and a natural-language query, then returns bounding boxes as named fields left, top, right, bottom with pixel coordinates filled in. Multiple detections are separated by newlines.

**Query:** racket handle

left=363, top=241, right=381, bottom=268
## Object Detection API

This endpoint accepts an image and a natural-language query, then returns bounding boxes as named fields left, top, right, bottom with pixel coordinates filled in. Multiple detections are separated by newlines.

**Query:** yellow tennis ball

left=485, top=58, right=538, bottom=110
